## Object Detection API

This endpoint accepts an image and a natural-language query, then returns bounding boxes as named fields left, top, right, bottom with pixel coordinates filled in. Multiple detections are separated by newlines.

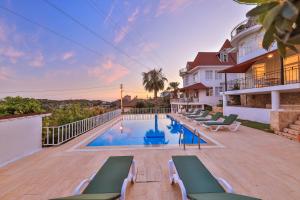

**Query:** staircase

left=275, top=115, right=300, bottom=142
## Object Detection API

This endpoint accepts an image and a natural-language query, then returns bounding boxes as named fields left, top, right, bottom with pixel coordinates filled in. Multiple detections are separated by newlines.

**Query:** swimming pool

left=87, top=114, right=206, bottom=147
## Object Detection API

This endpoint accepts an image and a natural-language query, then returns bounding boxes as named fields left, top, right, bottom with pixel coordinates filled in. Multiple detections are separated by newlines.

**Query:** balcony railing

left=179, top=68, right=188, bottom=76
left=223, top=67, right=300, bottom=91
left=231, top=18, right=258, bottom=39
left=123, top=107, right=171, bottom=114
left=171, top=98, right=199, bottom=103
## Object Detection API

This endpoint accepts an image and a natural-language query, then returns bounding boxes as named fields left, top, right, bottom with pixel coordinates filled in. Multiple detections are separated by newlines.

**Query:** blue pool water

left=87, top=115, right=206, bottom=147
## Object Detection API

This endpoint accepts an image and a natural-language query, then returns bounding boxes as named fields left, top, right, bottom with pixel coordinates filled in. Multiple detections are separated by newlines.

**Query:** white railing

left=123, top=107, right=171, bottom=114
left=43, top=109, right=121, bottom=146
left=122, top=113, right=168, bottom=120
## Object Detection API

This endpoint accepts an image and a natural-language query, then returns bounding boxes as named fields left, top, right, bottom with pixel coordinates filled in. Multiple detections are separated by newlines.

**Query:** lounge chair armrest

left=73, top=172, right=97, bottom=195
left=217, top=177, right=234, bottom=193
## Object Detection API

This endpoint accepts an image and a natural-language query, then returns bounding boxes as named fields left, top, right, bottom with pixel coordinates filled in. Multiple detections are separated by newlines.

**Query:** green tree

left=235, top=0, right=300, bottom=57
left=142, top=68, right=168, bottom=99
left=167, top=81, right=180, bottom=98
left=0, top=96, right=44, bottom=116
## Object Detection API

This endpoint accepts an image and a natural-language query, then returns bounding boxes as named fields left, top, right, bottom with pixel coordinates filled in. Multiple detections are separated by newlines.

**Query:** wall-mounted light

left=267, top=54, right=273, bottom=58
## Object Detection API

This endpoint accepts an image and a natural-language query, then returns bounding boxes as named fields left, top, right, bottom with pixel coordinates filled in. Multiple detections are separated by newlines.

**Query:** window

left=206, top=87, right=213, bottom=96
left=220, top=52, right=228, bottom=62
left=205, top=70, right=213, bottom=80
left=214, top=87, right=223, bottom=96
left=215, top=71, right=222, bottom=80
left=193, top=72, right=198, bottom=82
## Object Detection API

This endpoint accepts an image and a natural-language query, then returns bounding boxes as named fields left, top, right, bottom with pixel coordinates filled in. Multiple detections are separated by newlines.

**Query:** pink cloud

left=140, top=42, right=160, bottom=53
left=29, top=52, right=44, bottom=68
left=104, top=0, right=115, bottom=24
left=0, top=67, right=13, bottom=80
left=88, top=57, right=129, bottom=84
left=114, top=7, right=140, bottom=44
left=0, top=24, right=7, bottom=42
left=62, top=51, right=75, bottom=61
left=128, top=8, right=139, bottom=23
left=156, top=0, right=193, bottom=17
left=114, top=25, right=130, bottom=44
left=0, top=46, right=25, bottom=63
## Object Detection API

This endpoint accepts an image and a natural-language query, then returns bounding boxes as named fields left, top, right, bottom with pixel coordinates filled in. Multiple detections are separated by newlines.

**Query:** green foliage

left=142, top=68, right=168, bottom=98
left=136, top=101, right=145, bottom=108
left=235, top=0, right=300, bottom=57
left=43, top=104, right=105, bottom=126
left=0, top=96, right=44, bottom=116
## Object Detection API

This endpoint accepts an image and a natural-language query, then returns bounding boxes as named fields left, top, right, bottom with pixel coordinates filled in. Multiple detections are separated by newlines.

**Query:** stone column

left=271, top=90, right=280, bottom=110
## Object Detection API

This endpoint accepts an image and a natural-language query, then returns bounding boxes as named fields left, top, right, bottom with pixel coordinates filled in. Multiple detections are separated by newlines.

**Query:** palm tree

left=167, top=82, right=180, bottom=98
left=142, top=68, right=168, bottom=99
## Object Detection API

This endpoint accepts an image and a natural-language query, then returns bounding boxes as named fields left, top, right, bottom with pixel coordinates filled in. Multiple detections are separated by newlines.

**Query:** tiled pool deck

left=0, top=114, right=299, bottom=200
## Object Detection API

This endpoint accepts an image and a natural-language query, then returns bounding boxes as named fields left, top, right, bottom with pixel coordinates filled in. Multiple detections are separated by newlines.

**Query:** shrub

left=0, top=96, right=44, bottom=116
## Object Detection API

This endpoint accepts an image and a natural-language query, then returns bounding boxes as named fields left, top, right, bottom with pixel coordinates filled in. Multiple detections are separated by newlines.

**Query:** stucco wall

left=0, top=115, right=44, bottom=167
left=224, top=106, right=271, bottom=124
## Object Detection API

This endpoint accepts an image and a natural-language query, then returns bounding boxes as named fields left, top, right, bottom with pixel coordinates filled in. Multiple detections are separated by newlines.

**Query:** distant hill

left=38, top=99, right=114, bottom=111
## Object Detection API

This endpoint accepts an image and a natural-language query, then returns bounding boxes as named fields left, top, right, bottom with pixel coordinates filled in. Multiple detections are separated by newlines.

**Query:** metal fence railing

left=223, top=67, right=300, bottom=91
left=43, top=109, right=121, bottom=146
left=123, top=107, right=171, bottom=114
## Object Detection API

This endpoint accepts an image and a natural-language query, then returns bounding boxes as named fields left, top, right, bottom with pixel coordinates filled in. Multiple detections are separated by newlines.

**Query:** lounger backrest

left=83, top=156, right=133, bottom=194
left=172, top=156, right=225, bottom=195
left=211, top=112, right=223, bottom=121
left=223, top=114, right=238, bottom=125
left=200, top=110, right=209, bottom=118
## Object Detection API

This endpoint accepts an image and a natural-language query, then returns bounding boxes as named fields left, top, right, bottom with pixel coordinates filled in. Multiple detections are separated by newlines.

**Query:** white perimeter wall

left=224, top=106, right=271, bottom=124
left=0, top=115, right=44, bottom=167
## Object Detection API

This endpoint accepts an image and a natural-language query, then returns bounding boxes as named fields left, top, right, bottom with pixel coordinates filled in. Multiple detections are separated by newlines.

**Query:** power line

left=43, top=0, right=151, bottom=70
left=87, top=0, right=162, bottom=69
left=0, top=5, right=106, bottom=58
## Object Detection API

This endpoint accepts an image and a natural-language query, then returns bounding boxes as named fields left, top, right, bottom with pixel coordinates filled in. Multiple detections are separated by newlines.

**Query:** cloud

left=139, top=42, right=160, bottom=53
left=114, top=7, right=140, bottom=44
left=88, top=57, right=129, bottom=84
left=128, top=8, right=139, bottom=23
left=0, top=23, right=7, bottom=42
left=0, top=46, right=25, bottom=63
left=62, top=51, right=75, bottom=61
left=114, top=25, right=130, bottom=44
left=0, top=67, right=13, bottom=80
left=29, top=52, right=44, bottom=68
left=156, top=0, right=193, bottom=17
left=104, top=0, right=115, bottom=24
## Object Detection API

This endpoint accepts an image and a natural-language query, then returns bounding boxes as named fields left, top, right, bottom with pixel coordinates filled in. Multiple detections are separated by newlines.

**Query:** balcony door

left=252, top=63, right=265, bottom=88
left=284, top=55, right=300, bottom=84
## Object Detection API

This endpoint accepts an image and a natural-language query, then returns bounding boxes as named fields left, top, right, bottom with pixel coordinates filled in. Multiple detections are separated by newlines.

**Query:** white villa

left=170, top=40, right=240, bottom=112
left=220, top=18, right=300, bottom=141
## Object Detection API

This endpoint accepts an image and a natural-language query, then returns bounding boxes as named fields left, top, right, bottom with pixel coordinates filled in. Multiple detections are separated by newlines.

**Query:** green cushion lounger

left=183, top=109, right=201, bottom=117
left=202, top=114, right=241, bottom=132
left=51, top=156, right=136, bottom=200
left=187, top=110, right=210, bottom=119
left=194, top=112, right=223, bottom=123
left=168, top=156, right=261, bottom=200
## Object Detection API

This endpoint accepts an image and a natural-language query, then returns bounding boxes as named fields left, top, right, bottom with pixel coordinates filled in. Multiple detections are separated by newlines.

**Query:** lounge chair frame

left=202, top=121, right=241, bottom=132
left=168, top=159, right=234, bottom=200
left=73, top=159, right=136, bottom=200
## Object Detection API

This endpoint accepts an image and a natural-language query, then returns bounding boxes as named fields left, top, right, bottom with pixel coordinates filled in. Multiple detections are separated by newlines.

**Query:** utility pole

left=120, top=83, right=123, bottom=113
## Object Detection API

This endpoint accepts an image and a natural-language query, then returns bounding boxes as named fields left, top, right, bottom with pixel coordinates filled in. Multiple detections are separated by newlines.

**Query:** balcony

left=231, top=18, right=259, bottom=41
left=179, top=68, right=188, bottom=76
left=223, top=67, right=300, bottom=91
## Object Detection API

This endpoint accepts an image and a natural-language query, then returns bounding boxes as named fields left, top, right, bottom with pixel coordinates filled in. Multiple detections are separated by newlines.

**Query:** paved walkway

left=0, top=115, right=299, bottom=200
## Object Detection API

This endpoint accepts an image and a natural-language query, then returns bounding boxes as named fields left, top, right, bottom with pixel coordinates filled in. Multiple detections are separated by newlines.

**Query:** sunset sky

left=0, top=0, right=253, bottom=101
